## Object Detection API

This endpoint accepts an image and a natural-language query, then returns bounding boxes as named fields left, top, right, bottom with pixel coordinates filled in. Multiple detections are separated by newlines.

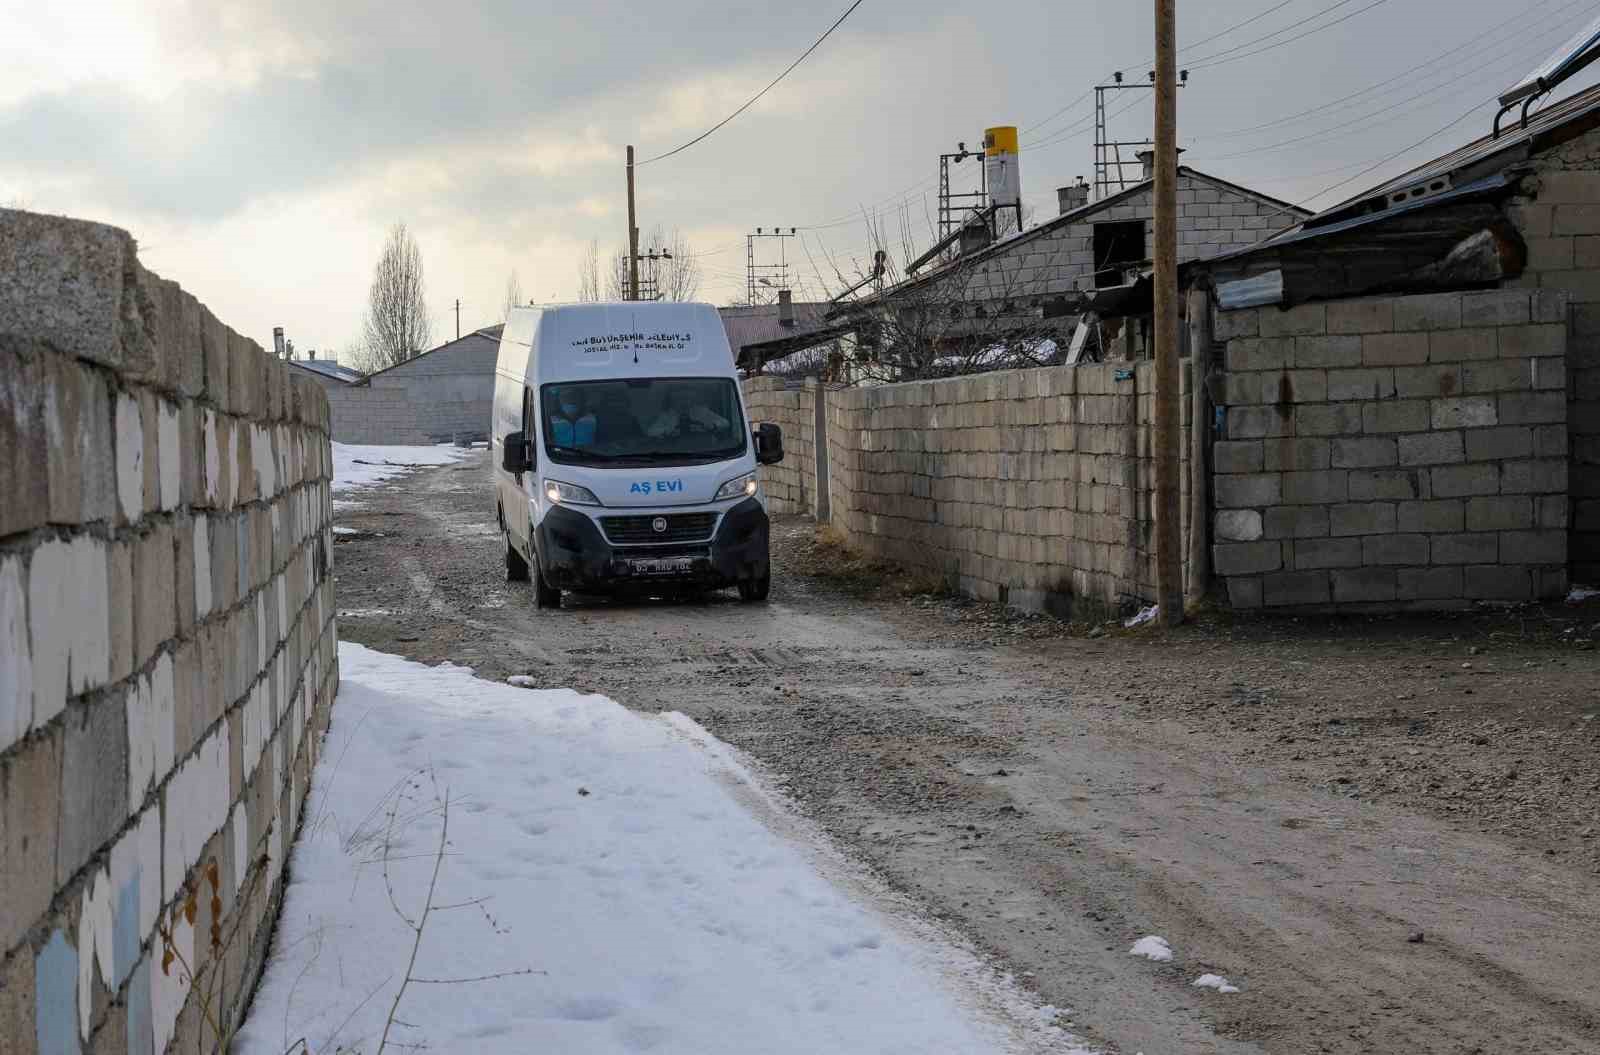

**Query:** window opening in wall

left=1093, top=220, right=1146, bottom=289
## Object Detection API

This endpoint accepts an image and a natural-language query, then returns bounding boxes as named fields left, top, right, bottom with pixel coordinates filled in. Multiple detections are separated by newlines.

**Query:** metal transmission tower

left=937, top=142, right=988, bottom=244
left=638, top=246, right=672, bottom=301
left=746, top=227, right=796, bottom=305
left=1093, top=70, right=1188, bottom=198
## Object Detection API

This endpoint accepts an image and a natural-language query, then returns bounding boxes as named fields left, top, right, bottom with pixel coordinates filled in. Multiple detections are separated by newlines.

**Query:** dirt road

left=331, top=451, right=1600, bottom=1054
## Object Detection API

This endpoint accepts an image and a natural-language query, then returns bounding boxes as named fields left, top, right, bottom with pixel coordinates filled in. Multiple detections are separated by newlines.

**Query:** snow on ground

left=1128, top=936, right=1172, bottom=962
left=235, top=643, right=1086, bottom=1055
left=1569, top=585, right=1600, bottom=604
left=1192, top=974, right=1240, bottom=994
left=331, top=442, right=468, bottom=498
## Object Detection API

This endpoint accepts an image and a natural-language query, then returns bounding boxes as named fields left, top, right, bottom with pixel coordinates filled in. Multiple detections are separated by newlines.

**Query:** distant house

left=829, top=159, right=1311, bottom=375
left=320, top=326, right=503, bottom=445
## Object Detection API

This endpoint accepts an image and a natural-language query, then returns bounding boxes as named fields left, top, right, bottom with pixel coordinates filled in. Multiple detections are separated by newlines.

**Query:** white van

left=492, top=302, right=784, bottom=608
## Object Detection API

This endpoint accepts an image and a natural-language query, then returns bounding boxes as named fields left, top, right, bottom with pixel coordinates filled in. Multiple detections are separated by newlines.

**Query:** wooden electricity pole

left=1153, top=0, right=1184, bottom=627
left=625, top=145, right=640, bottom=302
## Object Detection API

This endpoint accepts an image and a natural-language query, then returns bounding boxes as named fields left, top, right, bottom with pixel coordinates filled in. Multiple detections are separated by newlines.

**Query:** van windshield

left=541, top=377, right=746, bottom=468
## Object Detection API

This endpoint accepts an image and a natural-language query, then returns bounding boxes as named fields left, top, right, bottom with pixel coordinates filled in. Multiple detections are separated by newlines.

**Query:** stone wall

left=742, top=376, right=819, bottom=517
left=0, top=209, right=337, bottom=1054
left=1212, top=289, right=1569, bottom=609
left=820, top=364, right=1190, bottom=616
left=1503, top=128, right=1600, bottom=583
left=320, top=331, right=498, bottom=445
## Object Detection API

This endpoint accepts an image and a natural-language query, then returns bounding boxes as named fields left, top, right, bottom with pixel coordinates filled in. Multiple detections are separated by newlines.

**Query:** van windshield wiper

left=548, top=446, right=621, bottom=461
left=608, top=448, right=741, bottom=464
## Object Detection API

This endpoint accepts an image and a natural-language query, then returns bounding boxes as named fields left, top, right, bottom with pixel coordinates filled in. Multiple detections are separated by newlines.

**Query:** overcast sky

left=4, top=0, right=1598, bottom=359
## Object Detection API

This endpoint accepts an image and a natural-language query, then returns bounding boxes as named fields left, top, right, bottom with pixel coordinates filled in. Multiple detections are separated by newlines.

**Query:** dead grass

left=801, top=525, right=954, bottom=599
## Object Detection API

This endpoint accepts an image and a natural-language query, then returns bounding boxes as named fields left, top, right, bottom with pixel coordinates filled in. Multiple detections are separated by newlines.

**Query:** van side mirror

left=754, top=423, right=784, bottom=465
left=502, top=430, right=531, bottom=474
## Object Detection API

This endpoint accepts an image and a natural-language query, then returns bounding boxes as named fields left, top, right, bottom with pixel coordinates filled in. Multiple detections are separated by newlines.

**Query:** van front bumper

left=534, top=499, right=769, bottom=593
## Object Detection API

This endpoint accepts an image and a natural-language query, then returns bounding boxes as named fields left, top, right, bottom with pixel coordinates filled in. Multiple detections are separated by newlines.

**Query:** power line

left=1183, top=0, right=1385, bottom=67
left=1195, top=0, right=1586, bottom=140
left=638, top=0, right=869, bottom=165
left=1301, top=92, right=1495, bottom=205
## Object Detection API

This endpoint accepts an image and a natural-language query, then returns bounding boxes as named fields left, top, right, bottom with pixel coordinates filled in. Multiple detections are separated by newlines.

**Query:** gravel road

left=330, top=451, right=1600, bottom=1055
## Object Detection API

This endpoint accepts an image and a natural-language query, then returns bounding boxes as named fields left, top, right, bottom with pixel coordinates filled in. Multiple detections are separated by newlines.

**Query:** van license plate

left=629, top=556, right=695, bottom=576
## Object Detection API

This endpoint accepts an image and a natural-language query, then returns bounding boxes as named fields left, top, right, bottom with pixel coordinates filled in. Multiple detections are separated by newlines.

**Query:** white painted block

left=203, top=409, right=220, bottom=506
left=150, top=652, right=175, bottom=780
left=255, top=592, right=267, bottom=675
left=161, top=727, right=229, bottom=903
left=0, top=556, right=31, bottom=751
left=27, top=536, right=110, bottom=724
left=254, top=424, right=277, bottom=498
left=77, top=864, right=114, bottom=1039
left=150, top=906, right=191, bottom=1055
left=230, top=801, right=248, bottom=896
left=115, top=392, right=143, bottom=522
left=108, top=805, right=161, bottom=980
left=157, top=401, right=180, bottom=512
left=193, top=515, right=212, bottom=618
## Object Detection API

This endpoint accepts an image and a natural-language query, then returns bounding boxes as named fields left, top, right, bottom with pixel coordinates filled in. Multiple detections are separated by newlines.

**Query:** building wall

left=924, top=175, right=1303, bottom=309
left=1211, top=290, right=1569, bottom=609
left=1503, top=126, right=1600, bottom=583
left=742, top=377, right=819, bottom=517
left=321, top=336, right=497, bottom=445
left=0, top=209, right=337, bottom=1054
left=768, top=364, right=1190, bottom=616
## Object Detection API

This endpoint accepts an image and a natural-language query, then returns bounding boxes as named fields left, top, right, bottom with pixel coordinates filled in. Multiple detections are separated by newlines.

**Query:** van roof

left=504, top=302, right=735, bottom=385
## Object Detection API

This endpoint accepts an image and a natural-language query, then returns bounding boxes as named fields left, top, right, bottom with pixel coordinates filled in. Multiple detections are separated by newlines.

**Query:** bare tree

left=643, top=225, right=702, bottom=301
left=359, top=223, right=432, bottom=371
left=577, top=240, right=601, bottom=302
left=501, top=270, right=525, bottom=319
left=604, top=248, right=629, bottom=301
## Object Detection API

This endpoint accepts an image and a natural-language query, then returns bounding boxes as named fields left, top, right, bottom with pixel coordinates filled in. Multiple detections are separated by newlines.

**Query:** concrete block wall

left=741, top=376, right=818, bottom=517
left=820, top=363, right=1190, bottom=616
left=1503, top=129, right=1600, bottom=583
left=1212, top=289, right=1569, bottom=609
left=0, top=209, right=337, bottom=1054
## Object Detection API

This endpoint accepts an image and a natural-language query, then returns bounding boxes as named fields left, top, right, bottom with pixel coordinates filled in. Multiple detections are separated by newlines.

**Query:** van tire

left=738, top=574, right=771, bottom=603
left=533, top=567, right=562, bottom=609
left=506, top=533, right=530, bottom=582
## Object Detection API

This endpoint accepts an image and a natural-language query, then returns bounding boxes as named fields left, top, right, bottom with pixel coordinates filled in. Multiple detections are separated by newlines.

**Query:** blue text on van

left=630, top=480, right=684, bottom=495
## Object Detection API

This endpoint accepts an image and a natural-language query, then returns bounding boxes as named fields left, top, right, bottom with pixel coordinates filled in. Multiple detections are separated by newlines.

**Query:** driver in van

left=548, top=387, right=598, bottom=447
left=645, top=386, right=728, bottom=438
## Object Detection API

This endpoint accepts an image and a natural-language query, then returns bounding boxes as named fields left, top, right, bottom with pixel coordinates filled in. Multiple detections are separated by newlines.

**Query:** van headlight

left=715, top=471, right=759, bottom=502
left=543, top=479, right=600, bottom=506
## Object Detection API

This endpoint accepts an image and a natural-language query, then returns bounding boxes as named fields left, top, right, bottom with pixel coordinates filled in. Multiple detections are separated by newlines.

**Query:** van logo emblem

left=651, top=517, right=668, bottom=534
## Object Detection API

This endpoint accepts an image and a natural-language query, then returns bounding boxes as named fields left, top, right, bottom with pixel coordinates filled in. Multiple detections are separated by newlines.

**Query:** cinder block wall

left=0, top=209, right=337, bottom=1054
left=820, top=364, right=1190, bottom=616
left=1504, top=133, right=1600, bottom=583
left=1212, top=290, right=1569, bottom=609
left=741, top=376, right=818, bottom=516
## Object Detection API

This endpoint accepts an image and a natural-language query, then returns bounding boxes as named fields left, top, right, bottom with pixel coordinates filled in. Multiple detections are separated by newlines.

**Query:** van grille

left=600, top=513, right=718, bottom=545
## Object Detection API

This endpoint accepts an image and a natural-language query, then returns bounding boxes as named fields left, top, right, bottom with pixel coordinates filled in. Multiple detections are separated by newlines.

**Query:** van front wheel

left=506, top=533, right=530, bottom=582
left=738, top=574, right=771, bottom=603
left=533, top=566, right=562, bottom=609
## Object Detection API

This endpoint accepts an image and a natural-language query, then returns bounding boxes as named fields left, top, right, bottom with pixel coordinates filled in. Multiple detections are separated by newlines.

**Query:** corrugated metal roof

left=288, top=358, right=364, bottom=383
left=719, top=302, right=832, bottom=351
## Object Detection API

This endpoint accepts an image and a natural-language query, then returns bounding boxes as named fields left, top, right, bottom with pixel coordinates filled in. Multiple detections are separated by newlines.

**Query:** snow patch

left=1568, top=585, right=1600, bottom=604
left=1124, top=605, right=1159, bottom=628
left=332, top=526, right=358, bottom=535
left=1192, top=973, right=1240, bottom=993
left=505, top=674, right=541, bottom=688
left=1129, top=935, right=1172, bottom=962
left=235, top=643, right=1083, bottom=1055
left=331, top=442, right=468, bottom=495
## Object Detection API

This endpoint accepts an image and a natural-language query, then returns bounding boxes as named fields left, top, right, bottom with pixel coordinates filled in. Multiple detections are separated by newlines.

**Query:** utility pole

left=1153, top=0, right=1183, bottom=627
left=454, top=299, right=460, bottom=339
left=626, top=145, right=640, bottom=301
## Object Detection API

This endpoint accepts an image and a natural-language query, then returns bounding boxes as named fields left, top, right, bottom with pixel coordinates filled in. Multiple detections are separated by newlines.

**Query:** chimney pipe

left=272, top=326, right=285, bottom=359
left=1058, top=178, right=1090, bottom=215
left=778, top=289, right=795, bottom=328
left=1139, top=147, right=1184, bottom=181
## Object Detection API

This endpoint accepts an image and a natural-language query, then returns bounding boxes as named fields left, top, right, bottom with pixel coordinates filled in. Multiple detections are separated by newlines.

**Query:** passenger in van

left=646, top=386, right=728, bottom=438
left=548, top=388, right=598, bottom=447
